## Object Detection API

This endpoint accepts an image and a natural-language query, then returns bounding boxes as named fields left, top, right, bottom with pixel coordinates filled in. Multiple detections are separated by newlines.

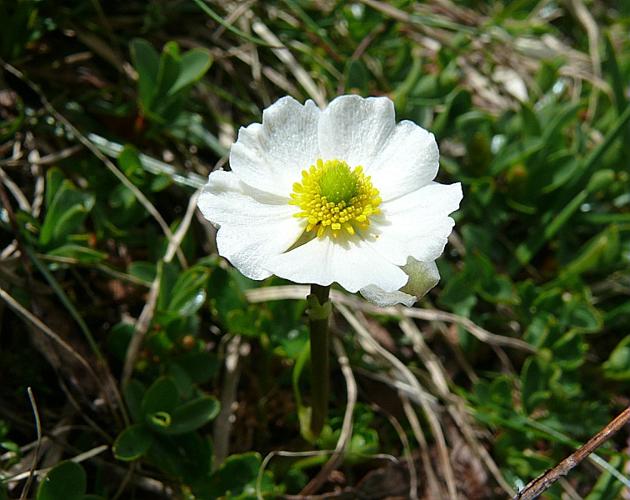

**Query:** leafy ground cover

left=1, top=0, right=630, bottom=498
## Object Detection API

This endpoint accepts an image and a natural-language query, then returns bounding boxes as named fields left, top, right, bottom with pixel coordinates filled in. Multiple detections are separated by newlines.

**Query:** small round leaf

left=162, top=396, right=220, bottom=435
left=113, top=424, right=154, bottom=462
left=37, top=461, right=86, bottom=500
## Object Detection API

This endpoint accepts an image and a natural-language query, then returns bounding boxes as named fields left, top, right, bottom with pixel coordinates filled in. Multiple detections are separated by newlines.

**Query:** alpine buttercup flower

left=198, top=95, right=462, bottom=306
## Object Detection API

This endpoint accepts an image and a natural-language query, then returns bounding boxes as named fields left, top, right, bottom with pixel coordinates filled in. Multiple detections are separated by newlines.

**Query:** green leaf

left=167, top=362, right=194, bottom=399
left=142, top=376, right=179, bottom=416
left=344, top=59, right=369, bottom=94
left=39, top=171, right=95, bottom=249
left=550, top=331, right=587, bottom=370
left=37, top=461, right=86, bottom=500
left=489, top=137, right=543, bottom=175
left=519, top=103, right=541, bottom=136
left=130, top=38, right=160, bottom=111
left=585, top=456, right=624, bottom=500
left=146, top=432, right=212, bottom=482
left=561, top=299, right=603, bottom=334
left=347, top=428, right=379, bottom=463
left=128, top=261, right=156, bottom=283
left=158, top=396, right=220, bottom=435
left=511, top=105, right=630, bottom=272
left=169, top=48, right=212, bottom=95
left=520, top=358, right=550, bottom=414
left=163, top=267, right=208, bottom=316
left=603, top=34, right=627, bottom=114
left=123, top=379, right=146, bottom=423
left=154, top=41, right=181, bottom=107
left=113, top=424, right=154, bottom=461
left=47, top=244, right=106, bottom=264
left=117, top=145, right=145, bottom=181
left=107, top=322, right=133, bottom=362
left=205, top=452, right=263, bottom=498
left=45, top=167, right=64, bottom=208
left=561, top=225, right=620, bottom=278
left=603, top=335, right=630, bottom=380
left=175, top=352, right=219, bottom=384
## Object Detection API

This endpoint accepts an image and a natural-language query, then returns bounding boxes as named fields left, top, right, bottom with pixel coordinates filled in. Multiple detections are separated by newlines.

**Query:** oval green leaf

left=113, top=424, right=154, bottom=461
left=141, top=376, right=179, bottom=416
left=161, top=396, right=220, bottom=435
left=37, top=461, right=86, bottom=500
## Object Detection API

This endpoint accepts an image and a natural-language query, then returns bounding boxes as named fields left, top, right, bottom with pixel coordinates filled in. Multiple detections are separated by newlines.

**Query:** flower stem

left=307, top=284, right=331, bottom=438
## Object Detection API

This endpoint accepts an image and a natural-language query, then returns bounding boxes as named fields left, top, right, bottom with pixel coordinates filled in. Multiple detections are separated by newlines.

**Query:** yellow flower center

left=290, top=159, right=382, bottom=238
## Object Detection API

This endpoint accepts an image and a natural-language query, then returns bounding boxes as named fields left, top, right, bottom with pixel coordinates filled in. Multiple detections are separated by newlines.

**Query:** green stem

left=307, top=284, right=331, bottom=438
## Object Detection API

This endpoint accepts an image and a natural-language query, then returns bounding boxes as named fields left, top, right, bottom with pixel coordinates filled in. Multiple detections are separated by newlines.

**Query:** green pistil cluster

left=318, top=161, right=358, bottom=203
left=290, top=158, right=382, bottom=238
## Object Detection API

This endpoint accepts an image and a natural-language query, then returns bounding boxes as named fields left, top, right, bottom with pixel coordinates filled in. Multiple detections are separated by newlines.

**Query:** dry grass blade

left=251, top=19, right=327, bottom=107
left=245, top=290, right=522, bottom=496
left=383, top=407, right=419, bottom=500
left=414, top=389, right=458, bottom=500
left=401, top=316, right=514, bottom=496
left=335, top=303, right=458, bottom=498
left=447, top=405, right=515, bottom=496
left=256, top=450, right=336, bottom=500
left=0, top=166, right=31, bottom=211
left=6, top=445, right=109, bottom=483
left=567, top=0, right=602, bottom=118
left=401, top=395, right=444, bottom=499
left=245, top=286, right=534, bottom=352
left=18, top=388, right=42, bottom=500
left=359, top=0, right=412, bottom=23
left=335, top=303, right=436, bottom=407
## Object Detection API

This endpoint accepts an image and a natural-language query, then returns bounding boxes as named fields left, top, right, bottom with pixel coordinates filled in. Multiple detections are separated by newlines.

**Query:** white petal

left=229, top=97, right=321, bottom=197
left=367, top=182, right=463, bottom=265
left=360, top=259, right=440, bottom=307
left=367, top=120, right=439, bottom=201
left=318, top=95, right=396, bottom=168
left=266, top=236, right=408, bottom=293
left=198, top=171, right=305, bottom=280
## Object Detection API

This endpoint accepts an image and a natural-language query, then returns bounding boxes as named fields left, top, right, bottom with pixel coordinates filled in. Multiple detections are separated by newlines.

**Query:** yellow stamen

left=290, top=159, right=381, bottom=238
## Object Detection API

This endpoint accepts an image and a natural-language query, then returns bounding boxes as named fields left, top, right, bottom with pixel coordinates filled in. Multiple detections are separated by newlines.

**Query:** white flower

left=198, top=95, right=462, bottom=307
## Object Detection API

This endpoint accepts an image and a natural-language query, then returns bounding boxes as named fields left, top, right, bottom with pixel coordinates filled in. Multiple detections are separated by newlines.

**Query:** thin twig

left=19, top=388, right=42, bottom=500
left=515, top=405, right=630, bottom=500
